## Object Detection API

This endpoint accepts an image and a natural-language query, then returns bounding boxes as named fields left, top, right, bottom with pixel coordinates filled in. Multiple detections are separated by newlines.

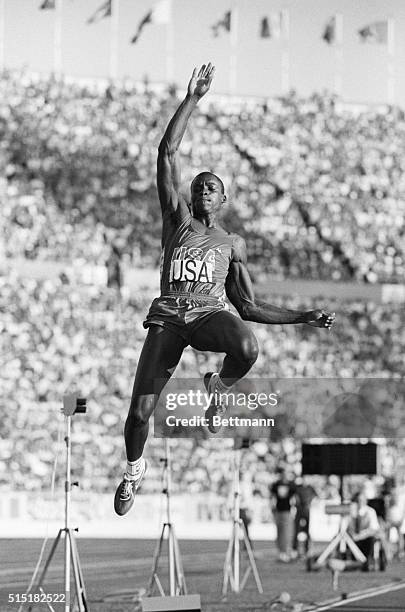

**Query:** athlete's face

left=190, top=173, right=226, bottom=217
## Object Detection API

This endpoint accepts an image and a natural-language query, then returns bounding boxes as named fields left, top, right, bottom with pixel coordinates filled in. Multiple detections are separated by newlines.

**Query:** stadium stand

left=0, top=72, right=404, bottom=281
left=1, top=71, right=404, bottom=499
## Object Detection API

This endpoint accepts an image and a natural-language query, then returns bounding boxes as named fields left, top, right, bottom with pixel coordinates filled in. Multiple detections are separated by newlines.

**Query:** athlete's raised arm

left=157, top=63, right=215, bottom=222
left=225, top=236, right=335, bottom=328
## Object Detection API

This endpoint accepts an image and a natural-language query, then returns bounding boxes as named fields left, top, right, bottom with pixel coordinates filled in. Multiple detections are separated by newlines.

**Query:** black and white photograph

left=1, top=1, right=405, bottom=611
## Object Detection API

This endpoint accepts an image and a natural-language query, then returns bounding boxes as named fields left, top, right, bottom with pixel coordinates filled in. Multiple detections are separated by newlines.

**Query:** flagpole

left=0, top=0, right=5, bottom=74
left=229, top=5, right=238, bottom=95
left=109, top=0, right=119, bottom=80
left=281, top=8, right=290, bottom=94
left=166, top=0, right=174, bottom=84
left=387, top=17, right=395, bottom=105
left=334, top=13, right=343, bottom=97
left=54, top=0, right=63, bottom=76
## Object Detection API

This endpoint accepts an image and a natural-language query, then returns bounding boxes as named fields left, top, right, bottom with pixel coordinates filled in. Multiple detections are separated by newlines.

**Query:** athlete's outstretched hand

left=188, top=63, right=215, bottom=99
left=305, top=309, right=335, bottom=330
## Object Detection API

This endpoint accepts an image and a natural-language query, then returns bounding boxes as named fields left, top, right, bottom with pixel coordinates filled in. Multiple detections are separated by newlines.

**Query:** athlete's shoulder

left=216, top=225, right=244, bottom=244
left=162, top=207, right=191, bottom=239
left=229, top=233, right=247, bottom=262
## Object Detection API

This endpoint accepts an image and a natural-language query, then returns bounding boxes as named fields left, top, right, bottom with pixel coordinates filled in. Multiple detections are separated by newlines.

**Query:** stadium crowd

left=1, top=71, right=405, bottom=515
left=0, top=71, right=404, bottom=281
left=1, top=276, right=404, bottom=495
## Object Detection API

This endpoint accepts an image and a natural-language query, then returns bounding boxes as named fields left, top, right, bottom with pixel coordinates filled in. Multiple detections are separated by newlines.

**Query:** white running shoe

left=114, top=459, right=147, bottom=516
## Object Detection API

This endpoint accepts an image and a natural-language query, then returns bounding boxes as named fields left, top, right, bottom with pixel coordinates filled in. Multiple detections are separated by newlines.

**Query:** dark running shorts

left=143, top=292, right=229, bottom=343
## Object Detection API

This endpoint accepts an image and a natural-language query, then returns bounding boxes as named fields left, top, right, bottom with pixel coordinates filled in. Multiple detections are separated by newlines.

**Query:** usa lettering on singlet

left=160, top=217, right=234, bottom=298
left=169, top=246, right=216, bottom=284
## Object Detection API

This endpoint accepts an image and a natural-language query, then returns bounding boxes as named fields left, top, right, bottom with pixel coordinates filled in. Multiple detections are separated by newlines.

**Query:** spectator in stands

left=106, top=243, right=123, bottom=291
left=270, top=467, right=297, bottom=562
left=291, top=475, right=317, bottom=559
left=386, top=487, right=405, bottom=559
left=348, top=491, right=380, bottom=570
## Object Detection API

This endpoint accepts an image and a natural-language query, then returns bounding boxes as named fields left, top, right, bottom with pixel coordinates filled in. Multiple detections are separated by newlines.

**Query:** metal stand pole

left=27, top=412, right=88, bottom=612
left=147, top=439, right=187, bottom=597
left=222, top=449, right=263, bottom=595
left=65, top=415, right=72, bottom=612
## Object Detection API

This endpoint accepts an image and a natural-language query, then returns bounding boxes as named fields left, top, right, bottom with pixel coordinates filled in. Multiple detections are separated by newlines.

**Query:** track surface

left=0, top=539, right=404, bottom=611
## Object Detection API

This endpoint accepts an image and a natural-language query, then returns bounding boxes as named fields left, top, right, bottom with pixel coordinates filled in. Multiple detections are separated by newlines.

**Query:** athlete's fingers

left=207, top=67, right=216, bottom=84
left=191, top=67, right=197, bottom=79
left=198, top=64, right=206, bottom=77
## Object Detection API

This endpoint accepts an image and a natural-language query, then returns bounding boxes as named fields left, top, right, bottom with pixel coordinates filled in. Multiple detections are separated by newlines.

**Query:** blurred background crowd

left=1, top=72, right=405, bottom=537
left=1, top=72, right=405, bottom=281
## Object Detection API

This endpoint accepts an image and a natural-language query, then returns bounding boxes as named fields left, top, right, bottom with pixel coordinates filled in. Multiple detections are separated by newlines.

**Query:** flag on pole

left=358, top=20, right=388, bottom=44
left=87, top=0, right=111, bottom=25
left=131, top=0, right=171, bottom=44
left=211, top=10, right=231, bottom=37
left=39, top=0, right=55, bottom=9
left=259, top=12, right=286, bottom=39
left=260, top=17, right=270, bottom=38
left=322, top=16, right=337, bottom=44
left=321, top=15, right=344, bottom=95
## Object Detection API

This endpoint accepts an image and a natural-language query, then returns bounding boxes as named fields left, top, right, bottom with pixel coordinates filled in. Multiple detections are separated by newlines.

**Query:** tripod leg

left=222, top=523, right=236, bottom=595
left=27, top=530, right=63, bottom=612
left=241, top=522, right=263, bottom=594
left=316, top=533, right=341, bottom=565
left=68, top=530, right=88, bottom=612
left=167, top=522, right=176, bottom=596
left=35, top=530, right=63, bottom=589
left=27, top=531, right=63, bottom=612
left=170, top=524, right=187, bottom=595
left=240, top=567, right=251, bottom=591
left=234, top=520, right=240, bottom=593
left=343, top=533, right=367, bottom=563
left=37, top=588, right=56, bottom=612
left=147, top=523, right=167, bottom=596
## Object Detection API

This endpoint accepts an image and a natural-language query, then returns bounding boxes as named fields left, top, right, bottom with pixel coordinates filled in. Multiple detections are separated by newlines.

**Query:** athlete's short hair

left=191, top=172, right=225, bottom=194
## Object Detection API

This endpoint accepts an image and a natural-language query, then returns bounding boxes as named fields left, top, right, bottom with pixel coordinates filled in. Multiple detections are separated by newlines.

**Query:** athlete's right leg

left=115, top=325, right=186, bottom=515
left=124, top=325, right=186, bottom=460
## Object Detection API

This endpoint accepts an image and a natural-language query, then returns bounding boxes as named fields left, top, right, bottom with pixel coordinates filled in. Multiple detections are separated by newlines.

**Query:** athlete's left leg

left=189, top=310, right=259, bottom=385
left=189, top=311, right=259, bottom=432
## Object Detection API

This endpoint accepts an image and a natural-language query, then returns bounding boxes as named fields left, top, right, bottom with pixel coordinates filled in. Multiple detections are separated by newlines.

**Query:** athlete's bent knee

left=127, top=395, right=156, bottom=429
left=238, top=334, right=259, bottom=366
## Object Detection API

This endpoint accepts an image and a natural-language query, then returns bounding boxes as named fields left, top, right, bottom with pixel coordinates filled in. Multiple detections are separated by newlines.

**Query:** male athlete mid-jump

left=114, top=64, right=335, bottom=516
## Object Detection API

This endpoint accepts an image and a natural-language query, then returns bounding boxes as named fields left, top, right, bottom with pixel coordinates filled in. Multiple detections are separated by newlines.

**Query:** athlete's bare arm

left=157, top=63, right=215, bottom=222
left=225, top=236, right=335, bottom=328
